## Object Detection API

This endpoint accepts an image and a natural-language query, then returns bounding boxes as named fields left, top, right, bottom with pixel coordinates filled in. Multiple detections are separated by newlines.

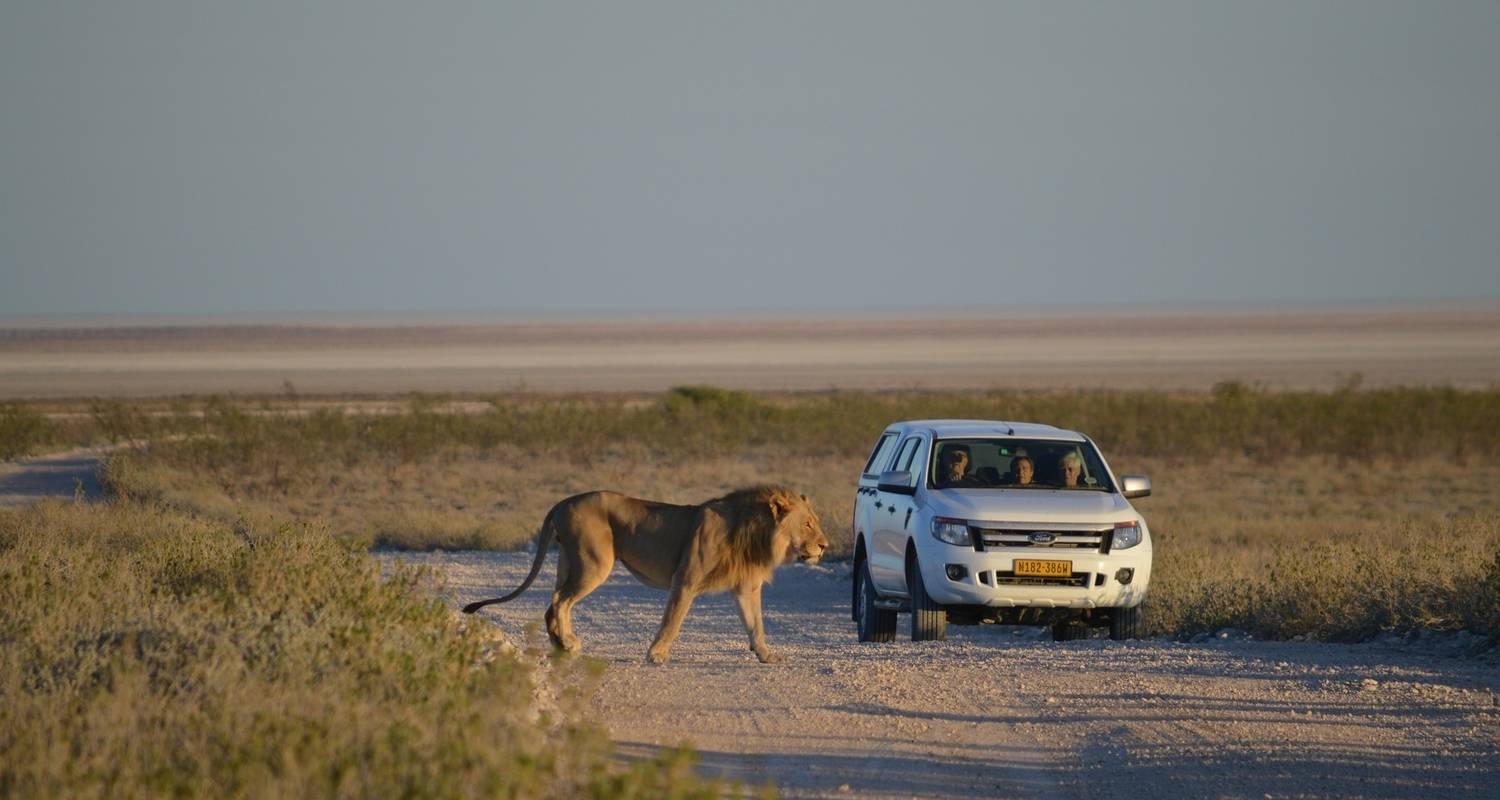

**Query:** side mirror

left=1120, top=475, right=1152, bottom=499
left=877, top=471, right=917, bottom=495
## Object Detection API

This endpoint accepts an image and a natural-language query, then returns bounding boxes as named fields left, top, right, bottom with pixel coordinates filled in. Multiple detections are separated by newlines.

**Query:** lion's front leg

left=732, top=582, right=781, bottom=663
left=647, top=581, right=697, bottom=665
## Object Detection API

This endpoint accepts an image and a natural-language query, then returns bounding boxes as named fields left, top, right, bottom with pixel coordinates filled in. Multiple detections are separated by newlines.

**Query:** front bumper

left=918, top=543, right=1152, bottom=609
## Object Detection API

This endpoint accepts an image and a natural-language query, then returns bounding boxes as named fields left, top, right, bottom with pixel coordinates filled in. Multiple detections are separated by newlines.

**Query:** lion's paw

left=755, top=649, right=785, bottom=664
left=646, top=647, right=670, bottom=665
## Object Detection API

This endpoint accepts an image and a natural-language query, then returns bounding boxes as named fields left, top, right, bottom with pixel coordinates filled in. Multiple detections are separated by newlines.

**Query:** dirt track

left=382, top=550, right=1500, bottom=799
left=0, top=447, right=104, bottom=507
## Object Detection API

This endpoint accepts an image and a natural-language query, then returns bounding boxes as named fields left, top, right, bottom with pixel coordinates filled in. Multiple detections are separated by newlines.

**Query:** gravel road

left=380, top=550, right=1499, bottom=799
left=0, top=447, right=104, bottom=507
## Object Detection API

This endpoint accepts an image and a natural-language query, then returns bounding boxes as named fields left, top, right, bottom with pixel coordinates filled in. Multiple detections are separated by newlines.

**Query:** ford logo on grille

left=1028, top=531, right=1057, bottom=544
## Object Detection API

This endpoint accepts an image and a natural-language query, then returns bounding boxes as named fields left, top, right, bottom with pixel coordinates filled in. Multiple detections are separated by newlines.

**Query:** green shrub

left=0, top=403, right=56, bottom=460
left=90, top=398, right=151, bottom=445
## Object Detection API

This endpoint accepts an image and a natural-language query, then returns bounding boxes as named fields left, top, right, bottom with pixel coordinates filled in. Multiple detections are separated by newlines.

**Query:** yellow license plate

left=1014, top=559, right=1072, bottom=577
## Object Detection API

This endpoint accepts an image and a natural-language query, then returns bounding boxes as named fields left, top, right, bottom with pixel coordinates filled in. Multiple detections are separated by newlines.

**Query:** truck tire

left=856, top=559, right=897, bottom=643
left=851, top=557, right=860, bottom=622
left=1110, top=605, right=1142, bottom=640
left=908, top=555, right=947, bottom=642
left=1052, top=621, right=1089, bottom=641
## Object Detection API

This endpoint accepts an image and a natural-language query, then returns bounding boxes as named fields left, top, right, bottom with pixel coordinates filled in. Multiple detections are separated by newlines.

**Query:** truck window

left=861, top=433, right=898, bottom=476
left=924, top=437, right=1114, bottom=490
left=889, top=436, right=923, bottom=486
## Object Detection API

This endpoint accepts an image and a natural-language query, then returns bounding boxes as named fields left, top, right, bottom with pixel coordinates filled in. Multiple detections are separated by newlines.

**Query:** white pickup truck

left=851, top=420, right=1154, bottom=642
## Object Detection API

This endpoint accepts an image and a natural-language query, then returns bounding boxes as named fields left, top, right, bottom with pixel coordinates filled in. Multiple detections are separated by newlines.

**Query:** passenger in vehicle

left=1058, top=451, right=1084, bottom=487
left=936, top=445, right=978, bottom=487
left=1007, top=456, right=1035, bottom=486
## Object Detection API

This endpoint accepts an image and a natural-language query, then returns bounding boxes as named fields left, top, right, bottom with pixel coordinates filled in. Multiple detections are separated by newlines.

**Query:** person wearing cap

left=936, top=444, right=979, bottom=488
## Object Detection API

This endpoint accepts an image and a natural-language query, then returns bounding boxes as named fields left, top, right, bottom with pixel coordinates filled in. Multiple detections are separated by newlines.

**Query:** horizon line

left=2, top=297, right=1497, bottom=329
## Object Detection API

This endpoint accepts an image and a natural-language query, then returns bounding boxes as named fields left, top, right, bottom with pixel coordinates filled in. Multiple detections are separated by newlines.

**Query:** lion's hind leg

left=544, top=577, right=573, bottom=653
left=545, top=522, right=614, bottom=654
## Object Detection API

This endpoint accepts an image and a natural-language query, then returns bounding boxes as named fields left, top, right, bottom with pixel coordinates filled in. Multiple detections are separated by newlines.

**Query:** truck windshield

left=928, top=438, right=1114, bottom=491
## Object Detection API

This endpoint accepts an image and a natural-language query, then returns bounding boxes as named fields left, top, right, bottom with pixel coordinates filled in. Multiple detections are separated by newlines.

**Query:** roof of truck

left=886, top=419, right=1088, bottom=442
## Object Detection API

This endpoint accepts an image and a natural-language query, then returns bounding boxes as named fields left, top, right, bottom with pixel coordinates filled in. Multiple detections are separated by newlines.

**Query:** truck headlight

left=1112, top=521, right=1142, bottom=550
left=931, top=517, right=972, bottom=547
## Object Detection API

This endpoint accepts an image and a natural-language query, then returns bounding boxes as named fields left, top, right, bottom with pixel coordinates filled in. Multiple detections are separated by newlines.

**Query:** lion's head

left=768, top=489, right=829, bottom=565
left=712, top=486, right=828, bottom=570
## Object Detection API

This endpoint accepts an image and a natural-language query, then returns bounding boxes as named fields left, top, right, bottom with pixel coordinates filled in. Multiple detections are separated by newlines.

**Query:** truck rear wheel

left=856, top=559, right=896, bottom=643
left=1051, top=620, right=1089, bottom=641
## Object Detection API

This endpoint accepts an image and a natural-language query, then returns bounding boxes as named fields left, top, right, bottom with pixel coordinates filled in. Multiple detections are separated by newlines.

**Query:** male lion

left=462, top=486, right=828, bottom=664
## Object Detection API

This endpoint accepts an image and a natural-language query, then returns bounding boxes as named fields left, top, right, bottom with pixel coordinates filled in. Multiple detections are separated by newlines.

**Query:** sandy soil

left=380, top=550, right=1500, bottom=799
left=3, top=306, right=1498, bottom=398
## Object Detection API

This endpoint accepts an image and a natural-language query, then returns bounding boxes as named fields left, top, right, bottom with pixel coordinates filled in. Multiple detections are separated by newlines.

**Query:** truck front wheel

left=1109, top=605, right=1142, bottom=640
left=908, top=555, right=947, bottom=642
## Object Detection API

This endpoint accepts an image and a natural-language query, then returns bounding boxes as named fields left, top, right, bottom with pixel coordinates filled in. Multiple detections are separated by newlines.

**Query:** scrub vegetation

left=2, top=385, right=1496, bottom=794
left=0, top=403, right=57, bottom=460
left=1131, top=455, right=1500, bottom=641
left=7, top=384, right=1500, bottom=637
left=0, top=500, right=718, bottom=799
left=13, top=381, right=1500, bottom=463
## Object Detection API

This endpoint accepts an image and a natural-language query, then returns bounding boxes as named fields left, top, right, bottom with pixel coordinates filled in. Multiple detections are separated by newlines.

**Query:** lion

left=462, top=486, right=828, bottom=664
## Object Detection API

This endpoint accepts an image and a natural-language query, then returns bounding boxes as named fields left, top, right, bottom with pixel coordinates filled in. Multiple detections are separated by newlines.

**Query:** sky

left=1, top=1, right=1497, bottom=317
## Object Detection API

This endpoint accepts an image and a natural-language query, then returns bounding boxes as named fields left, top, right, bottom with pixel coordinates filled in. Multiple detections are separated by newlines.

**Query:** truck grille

left=978, top=570, right=1094, bottom=588
left=972, top=525, right=1113, bottom=554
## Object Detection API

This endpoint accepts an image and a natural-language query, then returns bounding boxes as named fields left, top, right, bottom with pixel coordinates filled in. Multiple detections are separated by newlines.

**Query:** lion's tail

left=462, top=505, right=560, bottom=614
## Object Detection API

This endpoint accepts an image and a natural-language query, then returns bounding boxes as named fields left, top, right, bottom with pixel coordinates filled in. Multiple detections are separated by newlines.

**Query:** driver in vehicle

left=936, top=445, right=978, bottom=487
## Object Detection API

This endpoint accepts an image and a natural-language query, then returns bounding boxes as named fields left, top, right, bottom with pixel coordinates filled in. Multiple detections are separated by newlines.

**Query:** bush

left=0, top=502, right=717, bottom=798
left=90, top=398, right=151, bottom=445
left=27, top=386, right=1500, bottom=645
left=1144, top=514, right=1500, bottom=641
left=0, top=403, right=56, bottom=460
left=18, top=385, right=1500, bottom=468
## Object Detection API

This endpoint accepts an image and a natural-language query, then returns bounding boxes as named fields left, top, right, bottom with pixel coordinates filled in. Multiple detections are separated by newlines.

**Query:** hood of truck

left=923, top=487, right=1136, bottom=525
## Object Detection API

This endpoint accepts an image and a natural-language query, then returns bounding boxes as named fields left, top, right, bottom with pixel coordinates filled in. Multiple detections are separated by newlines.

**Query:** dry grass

left=0, top=500, right=719, bottom=799
left=0, top=403, right=55, bottom=460
left=14, top=383, right=1500, bottom=464
left=105, top=444, right=856, bottom=552
left=1130, top=455, right=1500, bottom=639
left=17, top=385, right=1495, bottom=644
left=106, top=436, right=1500, bottom=643
left=30, top=386, right=1496, bottom=795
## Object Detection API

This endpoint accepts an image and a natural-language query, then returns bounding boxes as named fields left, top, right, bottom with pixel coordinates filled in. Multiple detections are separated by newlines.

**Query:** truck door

left=855, top=431, right=898, bottom=555
left=870, top=434, right=927, bottom=594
